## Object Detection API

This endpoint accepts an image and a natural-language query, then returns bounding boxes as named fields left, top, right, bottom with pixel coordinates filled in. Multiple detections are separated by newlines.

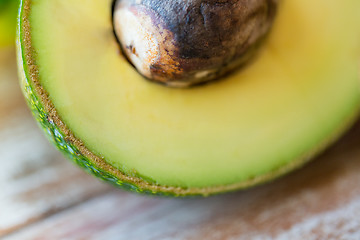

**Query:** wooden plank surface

left=0, top=49, right=113, bottom=237
left=1, top=49, right=360, bottom=239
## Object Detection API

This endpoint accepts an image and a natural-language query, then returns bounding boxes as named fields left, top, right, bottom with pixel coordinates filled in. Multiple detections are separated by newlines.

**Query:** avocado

left=0, top=0, right=19, bottom=47
left=17, top=0, right=360, bottom=196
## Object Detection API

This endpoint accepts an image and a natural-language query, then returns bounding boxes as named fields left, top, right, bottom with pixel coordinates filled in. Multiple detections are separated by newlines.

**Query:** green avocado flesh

left=18, top=0, right=360, bottom=195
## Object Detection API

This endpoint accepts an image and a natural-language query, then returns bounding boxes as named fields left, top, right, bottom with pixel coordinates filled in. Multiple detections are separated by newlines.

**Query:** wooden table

left=1, top=48, right=360, bottom=240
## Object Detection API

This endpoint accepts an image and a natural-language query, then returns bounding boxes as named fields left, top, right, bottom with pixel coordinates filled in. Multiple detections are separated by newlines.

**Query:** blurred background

left=1, top=2, right=360, bottom=239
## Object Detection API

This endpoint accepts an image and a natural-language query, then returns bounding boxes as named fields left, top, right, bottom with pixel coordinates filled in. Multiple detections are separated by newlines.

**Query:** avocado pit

left=113, top=0, right=278, bottom=87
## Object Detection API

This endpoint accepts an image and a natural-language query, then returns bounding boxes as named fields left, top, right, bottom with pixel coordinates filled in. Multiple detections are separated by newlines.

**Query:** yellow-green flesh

left=28, top=0, right=360, bottom=188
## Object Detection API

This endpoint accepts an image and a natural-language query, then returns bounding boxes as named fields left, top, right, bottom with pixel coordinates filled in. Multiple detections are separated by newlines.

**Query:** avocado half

left=17, top=0, right=360, bottom=196
left=0, top=0, right=19, bottom=47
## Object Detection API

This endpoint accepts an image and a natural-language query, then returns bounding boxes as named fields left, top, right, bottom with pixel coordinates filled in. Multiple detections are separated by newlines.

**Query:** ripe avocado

left=17, top=0, right=360, bottom=196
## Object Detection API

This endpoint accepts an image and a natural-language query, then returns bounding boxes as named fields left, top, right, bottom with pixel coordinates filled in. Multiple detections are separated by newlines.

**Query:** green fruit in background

left=17, top=0, right=360, bottom=196
left=0, top=0, right=19, bottom=47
